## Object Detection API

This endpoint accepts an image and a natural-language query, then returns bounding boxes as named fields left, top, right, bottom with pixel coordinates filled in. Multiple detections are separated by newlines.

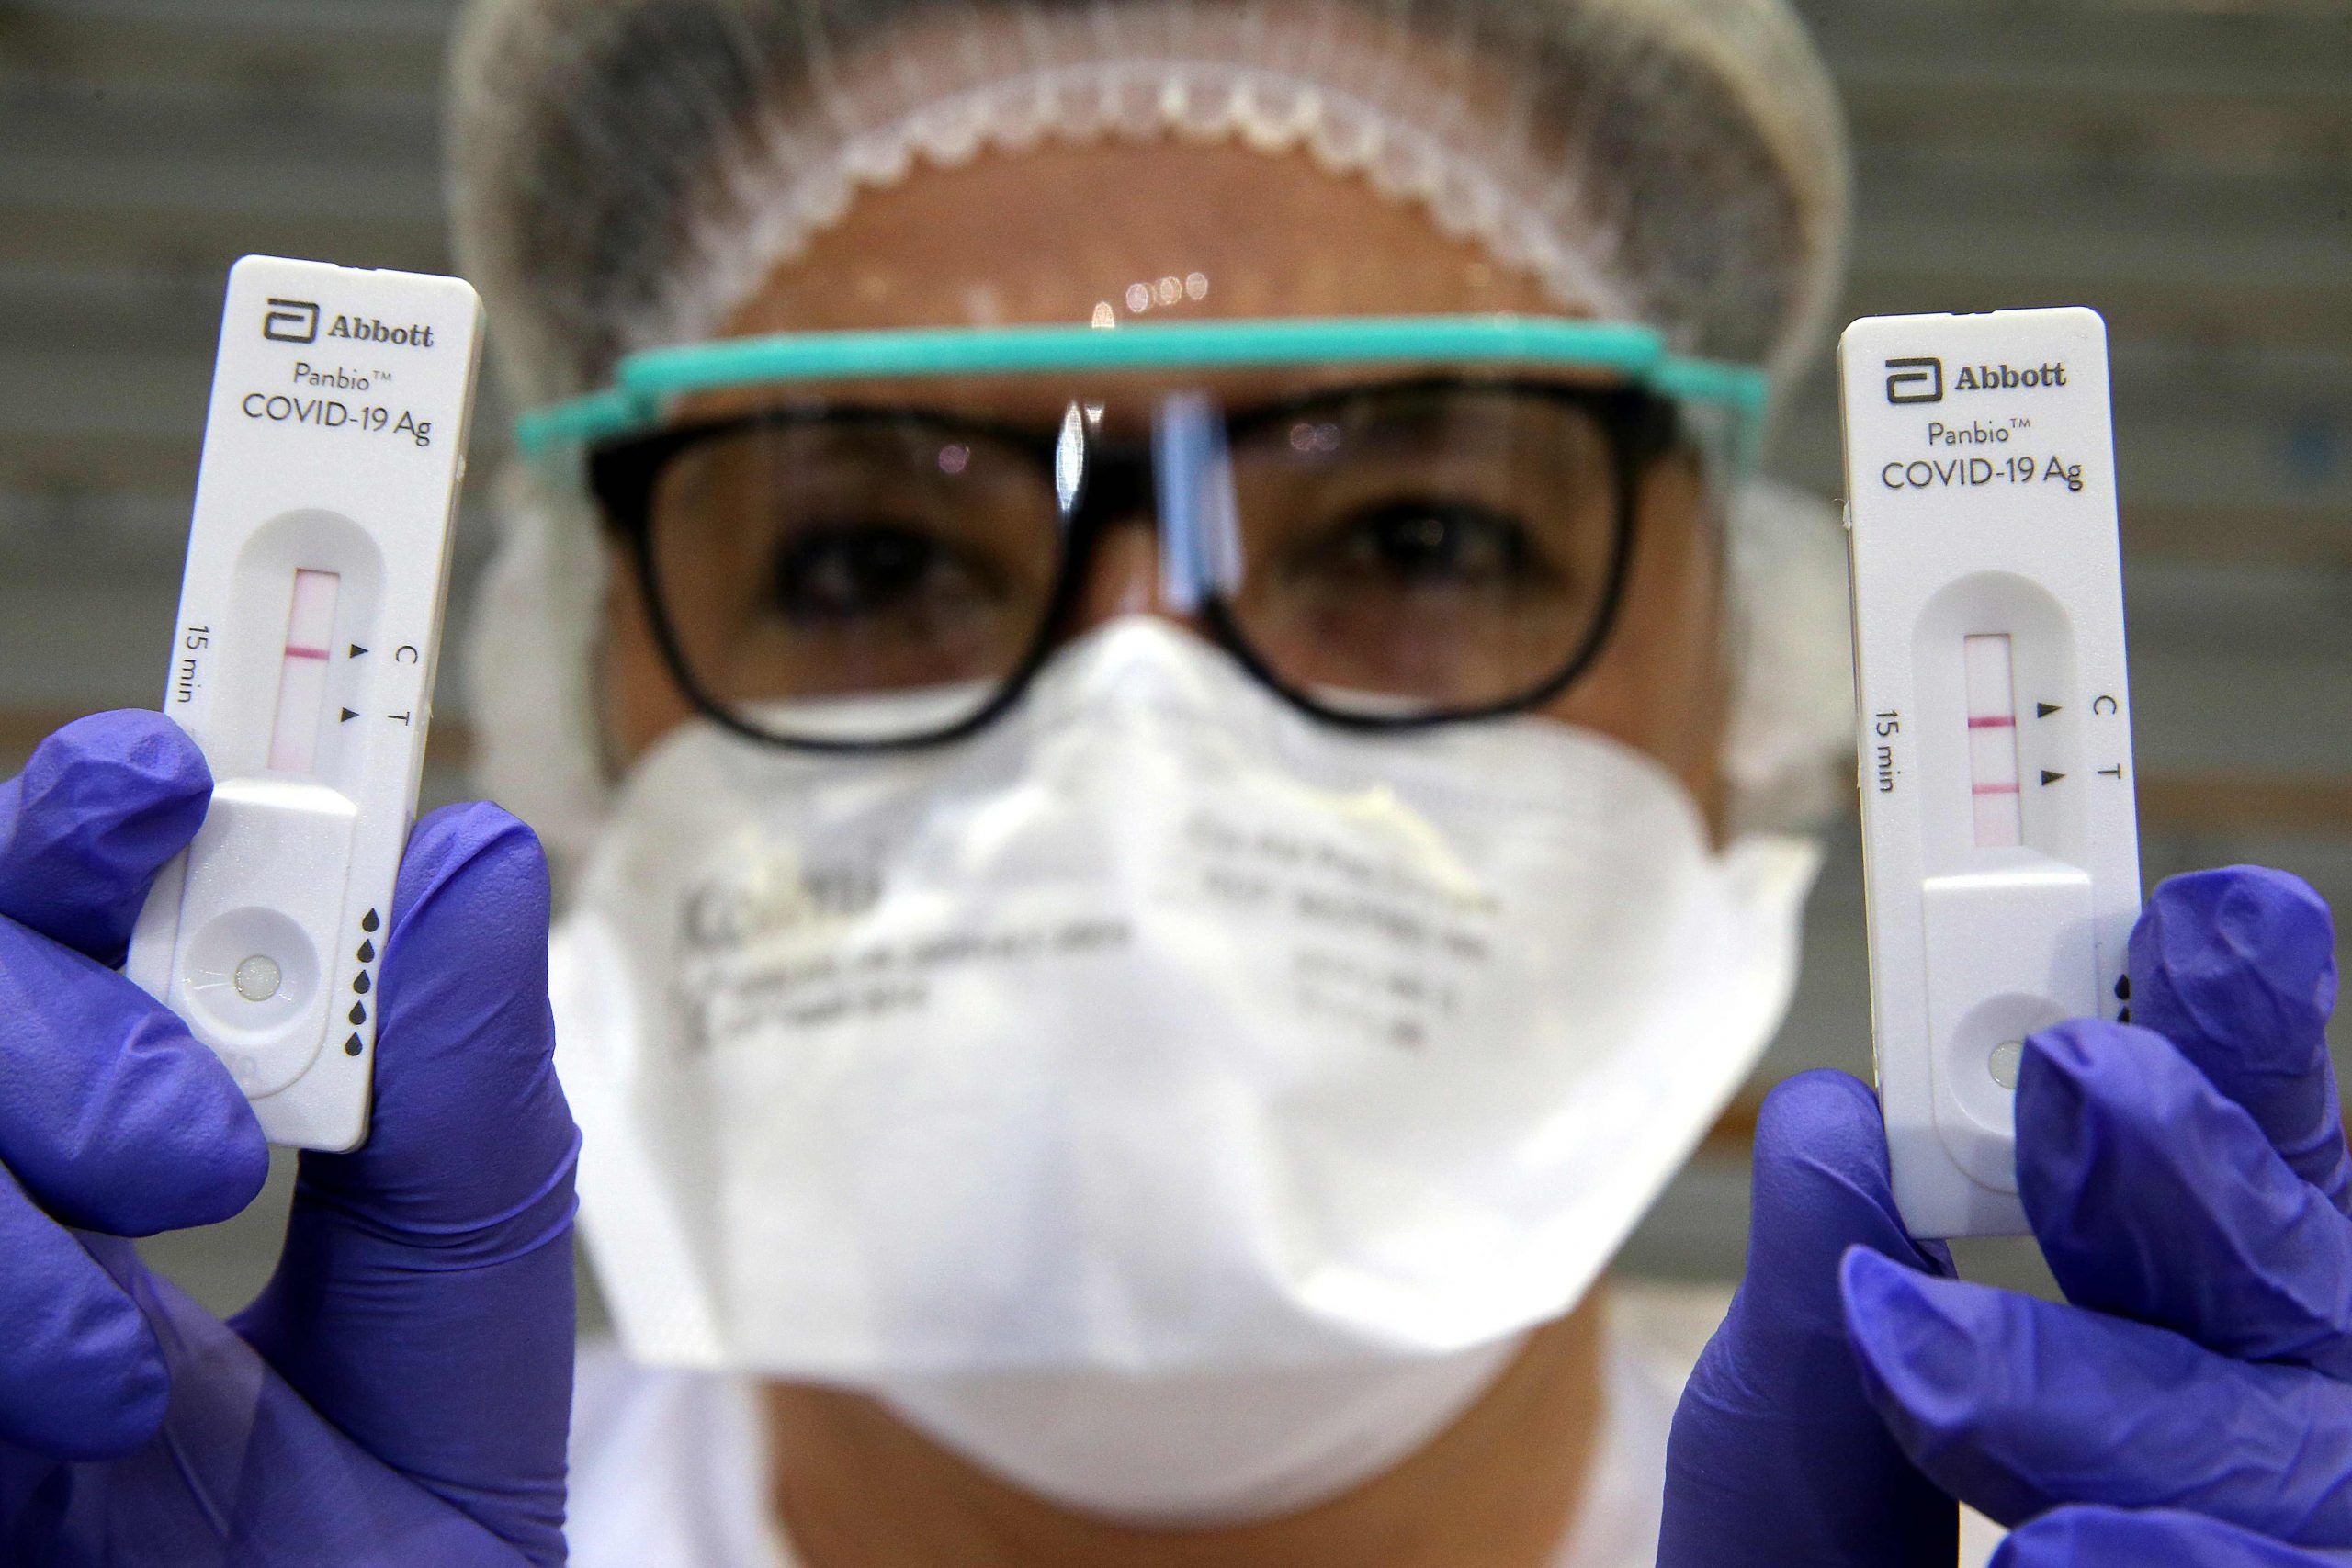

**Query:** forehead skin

left=720, top=141, right=1558, bottom=333
left=607, top=140, right=1729, bottom=829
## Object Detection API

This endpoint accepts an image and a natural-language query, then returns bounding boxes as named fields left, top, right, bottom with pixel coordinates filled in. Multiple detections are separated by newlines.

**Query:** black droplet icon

left=356, top=938, right=376, bottom=964
left=353, top=971, right=372, bottom=995
left=2113, top=973, right=2131, bottom=1000
left=361, top=909, right=380, bottom=933
left=350, top=1001, right=368, bottom=1025
left=345, top=1034, right=364, bottom=1057
left=2119, top=1006, right=2132, bottom=1025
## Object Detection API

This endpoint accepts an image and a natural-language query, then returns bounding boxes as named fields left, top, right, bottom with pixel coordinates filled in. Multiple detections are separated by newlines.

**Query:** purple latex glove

left=1657, top=1069, right=1960, bottom=1566
left=0, top=712, right=579, bottom=1566
left=1840, top=866, right=2348, bottom=1565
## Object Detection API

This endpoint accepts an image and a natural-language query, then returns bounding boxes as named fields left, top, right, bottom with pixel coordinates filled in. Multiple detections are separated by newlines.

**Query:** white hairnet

left=445, top=0, right=1857, bottom=860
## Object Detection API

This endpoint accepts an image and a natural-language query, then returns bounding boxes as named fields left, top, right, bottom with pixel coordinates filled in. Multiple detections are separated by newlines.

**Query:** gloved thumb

left=1659, top=1070, right=1956, bottom=1567
left=232, top=804, right=577, bottom=1565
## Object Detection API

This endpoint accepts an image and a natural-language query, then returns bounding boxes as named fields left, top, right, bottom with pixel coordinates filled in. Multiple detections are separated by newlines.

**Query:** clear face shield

left=519, top=316, right=1767, bottom=750
left=525, top=320, right=1820, bottom=1474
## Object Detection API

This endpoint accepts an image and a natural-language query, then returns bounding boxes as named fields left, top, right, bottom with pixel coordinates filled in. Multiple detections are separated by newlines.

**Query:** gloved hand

left=1661, top=863, right=2344, bottom=1568
left=1840, top=864, right=2348, bottom=1566
left=1657, top=1068, right=1960, bottom=1566
left=0, top=711, right=580, bottom=1566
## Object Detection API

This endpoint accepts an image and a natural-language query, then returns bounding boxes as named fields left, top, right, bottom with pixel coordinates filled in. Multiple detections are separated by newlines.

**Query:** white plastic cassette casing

left=126, top=257, right=482, bottom=1151
left=1838, top=308, right=2141, bottom=1238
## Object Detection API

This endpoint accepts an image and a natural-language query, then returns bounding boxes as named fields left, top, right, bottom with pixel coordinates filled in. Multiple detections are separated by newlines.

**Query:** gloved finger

left=1843, top=1248, right=2352, bottom=1544
left=0, top=712, right=209, bottom=965
left=1658, top=1070, right=1957, bottom=1567
left=280, top=802, right=578, bottom=1236
left=234, top=803, right=576, bottom=1565
left=2018, top=1019, right=2352, bottom=1379
left=0, top=1164, right=167, bottom=1460
left=10, top=1234, right=557, bottom=1567
left=0, top=915, right=267, bottom=1235
left=2129, top=866, right=2345, bottom=1208
left=1995, top=1507, right=2352, bottom=1567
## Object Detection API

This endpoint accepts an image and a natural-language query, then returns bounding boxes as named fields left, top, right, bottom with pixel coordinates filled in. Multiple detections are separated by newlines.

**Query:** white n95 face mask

left=550, top=616, right=1816, bottom=1519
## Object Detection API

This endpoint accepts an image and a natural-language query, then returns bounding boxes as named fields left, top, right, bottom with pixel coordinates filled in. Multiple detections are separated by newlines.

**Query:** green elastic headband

left=515, top=315, right=1770, bottom=459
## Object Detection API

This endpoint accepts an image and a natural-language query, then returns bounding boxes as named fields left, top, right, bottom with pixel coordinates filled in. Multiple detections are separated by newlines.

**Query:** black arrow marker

left=2037, top=702, right=2061, bottom=717
left=340, top=707, right=358, bottom=723
left=2041, top=770, right=2065, bottom=785
left=349, top=644, right=368, bottom=658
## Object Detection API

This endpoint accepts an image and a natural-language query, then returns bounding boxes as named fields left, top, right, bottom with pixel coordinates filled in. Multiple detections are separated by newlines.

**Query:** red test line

left=284, top=646, right=332, bottom=660
left=1966, top=716, right=2016, bottom=728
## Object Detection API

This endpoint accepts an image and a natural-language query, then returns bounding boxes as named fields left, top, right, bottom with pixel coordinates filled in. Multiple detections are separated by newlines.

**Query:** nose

left=1064, top=519, right=1201, bottom=637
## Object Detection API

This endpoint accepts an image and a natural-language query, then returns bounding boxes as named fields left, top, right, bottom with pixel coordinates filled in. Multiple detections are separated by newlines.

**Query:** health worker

left=0, top=2, right=2345, bottom=1565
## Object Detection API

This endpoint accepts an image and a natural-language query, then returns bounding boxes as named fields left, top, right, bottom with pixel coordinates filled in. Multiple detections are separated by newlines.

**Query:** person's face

left=601, top=140, right=1730, bottom=828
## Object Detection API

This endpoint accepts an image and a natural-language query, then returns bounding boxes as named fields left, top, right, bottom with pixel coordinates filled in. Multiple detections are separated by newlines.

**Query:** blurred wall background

left=0, top=0, right=2346, bottom=1314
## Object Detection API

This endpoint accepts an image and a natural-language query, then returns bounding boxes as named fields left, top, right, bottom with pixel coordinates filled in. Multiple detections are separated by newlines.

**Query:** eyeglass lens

left=637, top=382, right=1629, bottom=744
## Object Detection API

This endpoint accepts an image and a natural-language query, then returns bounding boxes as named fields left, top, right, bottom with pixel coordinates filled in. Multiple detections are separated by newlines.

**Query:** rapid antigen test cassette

left=1838, top=307, right=2141, bottom=1239
left=127, top=257, right=483, bottom=1151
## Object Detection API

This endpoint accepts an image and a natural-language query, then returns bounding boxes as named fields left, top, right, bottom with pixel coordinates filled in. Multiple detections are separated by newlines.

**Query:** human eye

left=765, top=518, right=1007, bottom=625
left=1280, top=495, right=1561, bottom=595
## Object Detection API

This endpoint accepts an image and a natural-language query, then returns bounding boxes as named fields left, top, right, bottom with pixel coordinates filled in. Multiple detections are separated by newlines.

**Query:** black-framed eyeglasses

left=586, top=375, right=1684, bottom=751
